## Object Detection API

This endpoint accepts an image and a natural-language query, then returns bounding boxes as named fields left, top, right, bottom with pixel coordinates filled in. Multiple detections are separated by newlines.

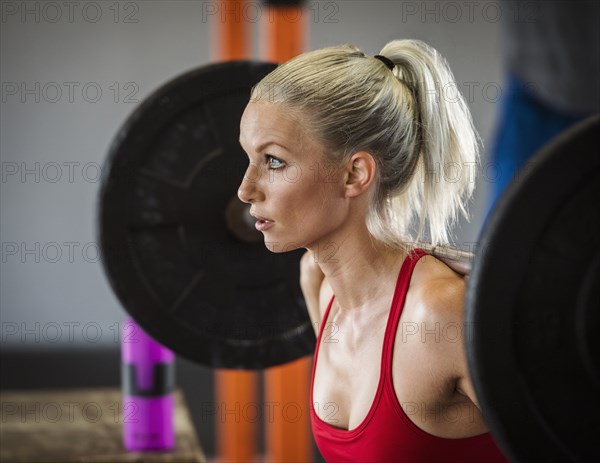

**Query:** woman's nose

left=238, top=163, right=264, bottom=204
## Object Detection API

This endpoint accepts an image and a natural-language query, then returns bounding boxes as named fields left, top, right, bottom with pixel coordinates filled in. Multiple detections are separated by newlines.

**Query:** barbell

left=97, top=60, right=600, bottom=462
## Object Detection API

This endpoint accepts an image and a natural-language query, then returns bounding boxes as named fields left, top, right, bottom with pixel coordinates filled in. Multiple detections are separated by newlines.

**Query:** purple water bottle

left=121, top=317, right=175, bottom=450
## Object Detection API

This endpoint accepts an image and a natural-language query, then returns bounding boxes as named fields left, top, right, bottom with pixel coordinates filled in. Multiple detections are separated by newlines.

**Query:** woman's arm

left=300, top=250, right=326, bottom=336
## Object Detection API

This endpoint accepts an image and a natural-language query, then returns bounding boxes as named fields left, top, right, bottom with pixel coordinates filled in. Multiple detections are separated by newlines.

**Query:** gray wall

left=1, top=0, right=502, bottom=349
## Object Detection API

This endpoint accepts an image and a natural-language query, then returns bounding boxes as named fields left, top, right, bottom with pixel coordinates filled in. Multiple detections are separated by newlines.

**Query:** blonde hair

left=250, top=39, right=480, bottom=249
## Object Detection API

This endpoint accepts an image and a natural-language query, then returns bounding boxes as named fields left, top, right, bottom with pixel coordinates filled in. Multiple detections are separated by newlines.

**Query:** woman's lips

left=250, top=212, right=274, bottom=231
left=251, top=213, right=273, bottom=221
left=255, top=219, right=274, bottom=231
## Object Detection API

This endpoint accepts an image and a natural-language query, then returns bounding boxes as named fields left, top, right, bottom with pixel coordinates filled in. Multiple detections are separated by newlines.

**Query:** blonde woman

left=238, top=40, right=508, bottom=462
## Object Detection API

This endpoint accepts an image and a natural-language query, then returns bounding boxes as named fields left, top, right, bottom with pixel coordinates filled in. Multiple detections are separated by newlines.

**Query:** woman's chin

left=262, top=237, right=303, bottom=254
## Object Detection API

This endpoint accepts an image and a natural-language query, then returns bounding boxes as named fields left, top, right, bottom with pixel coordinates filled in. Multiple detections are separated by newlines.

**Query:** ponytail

left=380, top=39, right=481, bottom=246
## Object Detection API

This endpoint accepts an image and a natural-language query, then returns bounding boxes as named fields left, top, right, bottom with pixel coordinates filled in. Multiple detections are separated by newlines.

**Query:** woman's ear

left=344, top=151, right=377, bottom=198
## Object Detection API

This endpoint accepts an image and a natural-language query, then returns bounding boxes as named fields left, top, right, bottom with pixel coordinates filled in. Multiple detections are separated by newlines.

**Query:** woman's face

left=238, top=101, right=348, bottom=252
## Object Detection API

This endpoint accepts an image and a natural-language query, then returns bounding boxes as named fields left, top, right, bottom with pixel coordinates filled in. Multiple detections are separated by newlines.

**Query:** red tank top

left=310, top=248, right=508, bottom=463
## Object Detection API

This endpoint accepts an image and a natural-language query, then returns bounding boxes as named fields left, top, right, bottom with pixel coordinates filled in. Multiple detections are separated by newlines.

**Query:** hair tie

left=374, top=54, right=394, bottom=71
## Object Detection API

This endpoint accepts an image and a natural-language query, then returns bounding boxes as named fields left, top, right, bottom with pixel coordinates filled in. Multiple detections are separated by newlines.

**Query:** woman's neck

left=309, top=225, right=407, bottom=312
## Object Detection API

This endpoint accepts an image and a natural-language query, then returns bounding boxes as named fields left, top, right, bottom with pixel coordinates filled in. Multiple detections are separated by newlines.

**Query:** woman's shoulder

left=395, top=252, right=468, bottom=380
left=409, top=252, right=467, bottom=325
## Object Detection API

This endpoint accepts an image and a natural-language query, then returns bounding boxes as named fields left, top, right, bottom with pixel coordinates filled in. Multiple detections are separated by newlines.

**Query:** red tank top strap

left=381, top=248, right=427, bottom=378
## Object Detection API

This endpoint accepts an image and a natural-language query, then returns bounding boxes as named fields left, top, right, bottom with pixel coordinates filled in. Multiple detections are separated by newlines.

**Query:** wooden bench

left=0, top=387, right=206, bottom=462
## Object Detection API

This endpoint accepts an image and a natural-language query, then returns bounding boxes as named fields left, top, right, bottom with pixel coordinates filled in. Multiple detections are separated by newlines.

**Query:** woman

left=237, top=40, right=508, bottom=462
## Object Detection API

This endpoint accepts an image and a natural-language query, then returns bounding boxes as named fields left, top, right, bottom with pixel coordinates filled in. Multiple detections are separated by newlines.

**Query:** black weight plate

left=98, top=61, right=316, bottom=369
left=466, top=115, right=600, bottom=462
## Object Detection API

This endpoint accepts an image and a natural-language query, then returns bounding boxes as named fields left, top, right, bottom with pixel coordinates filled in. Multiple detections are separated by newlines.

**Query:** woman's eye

left=266, top=154, right=284, bottom=169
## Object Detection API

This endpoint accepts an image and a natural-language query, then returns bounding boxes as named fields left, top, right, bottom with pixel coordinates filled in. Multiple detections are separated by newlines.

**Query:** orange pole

left=261, top=4, right=312, bottom=462
left=264, top=357, right=313, bottom=463
left=215, top=369, right=259, bottom=462
left=261, top=4, right=307, bottom=62
left=213, top=2, right=258, bottom=463
left=213, top=0, right=251, bottom=61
